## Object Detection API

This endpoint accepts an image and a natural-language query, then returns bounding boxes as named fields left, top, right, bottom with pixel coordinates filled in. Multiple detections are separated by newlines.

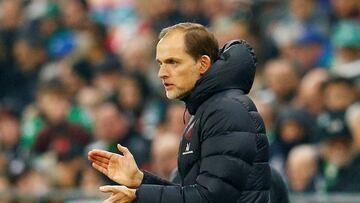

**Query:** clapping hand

left=100, top=185, right=136, bottom=203
left=88, top=144, right=144, bottom=188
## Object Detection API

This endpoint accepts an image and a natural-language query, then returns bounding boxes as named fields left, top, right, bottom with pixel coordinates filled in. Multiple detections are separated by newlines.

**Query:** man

left=88, top=23, right=270, bottom=203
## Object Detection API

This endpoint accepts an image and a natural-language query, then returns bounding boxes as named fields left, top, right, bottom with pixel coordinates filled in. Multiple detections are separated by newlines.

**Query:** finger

left=88, top=154, right=109, bottom=164
left=100, top=185, right=126, bottom=193
left=89, top=149, right=114, bottom=159
left=100, top=185, right=115, bottom=193
left=103, top=193, right=127, bottom=203
left=92, top=162, right=108, bottom=176
left=92, top=159, right=109, bottom=169
left=117, top=144, right=131, bottom=156
left=89, top=154, right=110, bottom=165
left=103, top=194, right=117, bottom=203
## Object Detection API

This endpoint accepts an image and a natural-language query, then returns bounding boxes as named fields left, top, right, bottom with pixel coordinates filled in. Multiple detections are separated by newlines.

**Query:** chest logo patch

left=182, top=143, right=193, bottom=155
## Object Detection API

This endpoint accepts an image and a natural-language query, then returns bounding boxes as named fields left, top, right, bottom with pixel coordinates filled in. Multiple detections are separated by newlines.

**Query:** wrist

left=131, top=170, right=144, bottom=188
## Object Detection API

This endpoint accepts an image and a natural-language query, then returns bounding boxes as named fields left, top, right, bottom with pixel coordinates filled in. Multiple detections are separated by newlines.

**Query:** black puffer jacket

left=135, top=40, right=270, bottom=203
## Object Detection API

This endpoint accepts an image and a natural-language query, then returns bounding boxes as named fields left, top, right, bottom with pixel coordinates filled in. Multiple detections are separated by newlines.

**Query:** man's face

left=156, top=31, right=202, bottom=99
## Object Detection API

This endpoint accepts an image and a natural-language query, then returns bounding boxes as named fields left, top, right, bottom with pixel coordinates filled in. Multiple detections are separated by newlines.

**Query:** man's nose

left=158, top=65, right=169, bottom=78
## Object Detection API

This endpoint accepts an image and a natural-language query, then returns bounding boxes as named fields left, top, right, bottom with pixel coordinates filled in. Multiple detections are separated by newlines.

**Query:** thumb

left=117, top=144, right=130, bottom=156
left=99, top=185, right=121, bottom=193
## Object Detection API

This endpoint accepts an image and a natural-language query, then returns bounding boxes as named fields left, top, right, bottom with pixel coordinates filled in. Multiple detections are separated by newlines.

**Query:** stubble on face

left=165, top=84, right=191, bottom=100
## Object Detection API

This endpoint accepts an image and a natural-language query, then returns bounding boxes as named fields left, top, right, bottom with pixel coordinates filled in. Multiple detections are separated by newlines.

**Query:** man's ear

left=199, top=55, right=211, bottom=75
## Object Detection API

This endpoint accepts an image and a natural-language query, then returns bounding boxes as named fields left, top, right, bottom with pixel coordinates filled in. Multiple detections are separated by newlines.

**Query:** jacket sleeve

left=134, top=169, right=208, bottom=202
left=134, top=98, right=270, bottom=203
left=141, top=171, right=175, bottom=186
left=134, top=184, right=207, bottom=203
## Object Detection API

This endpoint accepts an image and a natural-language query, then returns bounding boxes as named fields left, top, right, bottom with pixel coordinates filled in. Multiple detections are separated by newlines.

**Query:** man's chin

left=166, top=93, right=179, bottom=100
left=166, top=91, right=189, bottom=100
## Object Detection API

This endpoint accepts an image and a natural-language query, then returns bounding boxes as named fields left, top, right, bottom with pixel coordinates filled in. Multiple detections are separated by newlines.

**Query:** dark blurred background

left=0, top=0, right=359, bottom=202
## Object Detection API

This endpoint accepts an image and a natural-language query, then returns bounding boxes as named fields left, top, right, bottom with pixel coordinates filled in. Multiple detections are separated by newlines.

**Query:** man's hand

left=88, top=144, right=144, bottom=188
left=100, top=185, right=136, bottom=203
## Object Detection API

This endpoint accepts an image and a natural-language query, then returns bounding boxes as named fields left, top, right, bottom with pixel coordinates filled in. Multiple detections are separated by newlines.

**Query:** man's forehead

left=157, top=31, right=185, bottom=48
left=156, top=32, right=186, bottom=58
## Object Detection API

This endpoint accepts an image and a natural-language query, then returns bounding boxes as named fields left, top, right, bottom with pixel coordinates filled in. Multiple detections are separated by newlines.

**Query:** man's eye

left=169, top=60, right=177, bottom=65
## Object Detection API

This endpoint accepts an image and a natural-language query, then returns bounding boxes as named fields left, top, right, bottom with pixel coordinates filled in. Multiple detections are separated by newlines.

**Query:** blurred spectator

left=253, top=0, right=284, bottom=61
left=86, top=102, right=150, bottom=169
left=58, top=0, right=90, bottom=31
left=271, top=107, right=314, bottom=174
left=261, top=59, right=301, bottom=108
left=52, top=156, right=85, bottom=189
left=178, top=0, right=209, bottom=26
left=92, top=56, right=122, bottom=98
left=0, top=110, right=21, bottom=154
left=201, top=0, right=226, bottom=25
left=13, top=167, right=51, bottom=202
left=140, top=98, right=169, bottom=140
left=148, top=0, right=185, bottom=33
left=0, top=0, right=24, bottom=106
left=212, top=15, right=254, bottom=48
left=317, top=76, right=353, bottom=141
left=330, top=0, right=360, bottom=21
left=0, top=0, right=23, bottom=65
left=286, top=0, right=329, bottom=33
left=0, top=0, right=23, bottom=30
left=253, top=98, right=276, bottom=144
left=331, top=20, right=360, bottom=87
left=118, top=31, right=156, bottom=74
left=21, top=81, right=92, bottom=149
left=76, top=85, right=106, bottom=114
left=79, top=166, right=105, bottom=192
left=272, top=26, right=330, bottom=71
left=0, top=36, right=47, bottom=111
left=317, top=110, right=353, bottom=191
left=150, top=132, right=180, bottom=180
left=116, top=74, right=147, bottom=132
left=157, top=102, right=187, bottom=137
left=268, top=0, right=330, bottom=61
left=116, top=31, right=161, bottom=99
left=32, top=2, right=62, bottom=43
left=0, top=109, right=29, bottom=181
left=292, top=27, right=331, bottom=71
left=295, top=68, right=329, bottom=117
left=81, top=22, right=112, bottom=62
left=325, top=103, right=360, bottom=192
left=321, top=76, right=358, bottom=112
left=286, top=144, right=319, bottom=192
left=59, top=59, right=93, bottom=98
left=32, top=122, right=91, bottom=159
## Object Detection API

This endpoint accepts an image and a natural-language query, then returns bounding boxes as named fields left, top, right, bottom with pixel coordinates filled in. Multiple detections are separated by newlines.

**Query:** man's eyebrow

left=156, top=57, right=180, bottom=64
left=164, top=57, right=181, bottom=63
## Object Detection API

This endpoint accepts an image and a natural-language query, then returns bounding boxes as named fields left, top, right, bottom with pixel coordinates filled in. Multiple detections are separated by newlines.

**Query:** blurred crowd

left=0, top=0, right=359, bottom=202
